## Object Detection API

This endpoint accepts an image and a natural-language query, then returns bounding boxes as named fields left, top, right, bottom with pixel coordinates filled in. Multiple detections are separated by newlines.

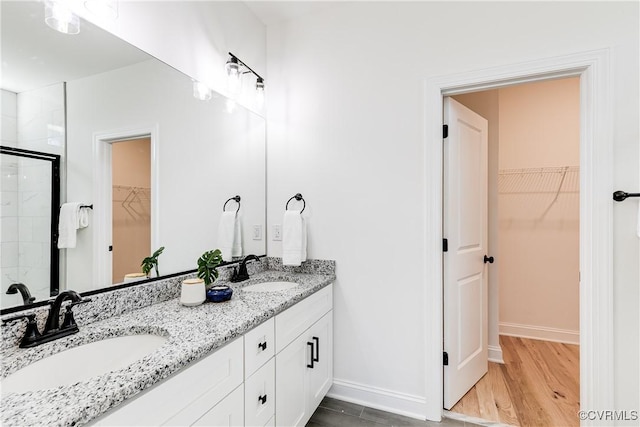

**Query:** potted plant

left=180, top=249, right=227, bottom=306
left=141, top=246, right=165, bottom=278
left=197, top=249, right=223, bottom=287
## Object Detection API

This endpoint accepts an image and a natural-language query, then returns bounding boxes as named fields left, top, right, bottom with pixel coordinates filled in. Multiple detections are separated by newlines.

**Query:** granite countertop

left=0, top=269, right=335, bottom=427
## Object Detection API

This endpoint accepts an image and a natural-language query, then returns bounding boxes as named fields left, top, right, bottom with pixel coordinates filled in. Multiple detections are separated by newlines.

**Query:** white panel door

left=275, top=333, right=309, bottom=427
left=443, top=97, right=489, bottom=410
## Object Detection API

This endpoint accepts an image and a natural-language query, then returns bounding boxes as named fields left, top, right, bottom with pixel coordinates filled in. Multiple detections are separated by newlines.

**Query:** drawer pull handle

left=312, top=336, right=320, bottom=362
left=258, top=394, right=267, bottom=405
left=307, top=341, right=315, bottom=368
left=258, top=341, right=267, bottom=351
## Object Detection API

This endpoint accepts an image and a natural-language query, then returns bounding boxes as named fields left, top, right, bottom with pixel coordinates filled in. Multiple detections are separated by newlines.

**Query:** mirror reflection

left=1, top=1, right=266, bottom=311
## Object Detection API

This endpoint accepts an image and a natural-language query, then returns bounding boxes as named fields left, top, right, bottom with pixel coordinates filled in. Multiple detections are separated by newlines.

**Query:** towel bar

left=285, top=193, right=305, bottom=214
left=613, top=191, right=640, bottom=202
left=223, top=195, right=241, bottom=213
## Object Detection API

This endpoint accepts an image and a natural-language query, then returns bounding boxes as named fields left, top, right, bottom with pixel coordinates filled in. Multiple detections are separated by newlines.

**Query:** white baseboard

left=327, top=379, right=426, bottom=421
left=488, top=344, right=504, bottom=364
left=499, top=322, right=579, bottom=345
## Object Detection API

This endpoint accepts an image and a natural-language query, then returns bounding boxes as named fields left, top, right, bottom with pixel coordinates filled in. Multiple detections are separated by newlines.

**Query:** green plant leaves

left=197, top=249, right=223, bottom=285
left=141, top=246, right=165, bottom=276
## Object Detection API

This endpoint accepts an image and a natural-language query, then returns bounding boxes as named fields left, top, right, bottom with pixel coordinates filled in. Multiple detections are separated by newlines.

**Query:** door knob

left=483, top=255, right=494, bottom=264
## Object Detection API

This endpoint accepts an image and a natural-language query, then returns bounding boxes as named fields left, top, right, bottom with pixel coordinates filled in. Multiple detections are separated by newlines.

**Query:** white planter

left=180, top=279, right=206, bottom=306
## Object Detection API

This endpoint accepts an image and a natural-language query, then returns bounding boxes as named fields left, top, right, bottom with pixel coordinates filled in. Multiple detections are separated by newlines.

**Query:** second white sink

left=243, top=281, right=299, bottom=292
left=1, top=334, right=167, bottom=396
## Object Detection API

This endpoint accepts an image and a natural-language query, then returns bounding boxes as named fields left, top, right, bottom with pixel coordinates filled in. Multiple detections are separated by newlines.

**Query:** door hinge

left=443, top=238, right=448, bottom=252
left=443, top=351, right=449, bottom=366
left=443, top=124, right=448, bottom=139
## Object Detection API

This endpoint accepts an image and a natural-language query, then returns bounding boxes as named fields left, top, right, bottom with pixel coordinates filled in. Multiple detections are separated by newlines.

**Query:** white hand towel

left=232, top=213, right=243, bottom=258
left=57, top=203, right=89, bottom=249
left=218, top=211, right=238, bottom=262
left=283, top=211, right=307, bottom=266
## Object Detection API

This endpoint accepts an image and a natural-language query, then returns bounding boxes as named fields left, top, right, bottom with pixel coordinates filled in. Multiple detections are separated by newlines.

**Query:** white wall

left=266, top=1, right=639, bottom=420
left=66, top=59, right=265, bottom=292
left=497, top=78, right=580, bottom=344
left=73, top=0, right=266, bottom=108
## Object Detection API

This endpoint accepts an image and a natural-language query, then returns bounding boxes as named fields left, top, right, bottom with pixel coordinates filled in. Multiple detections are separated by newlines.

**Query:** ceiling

left=243, top=1, right=338, bottom=26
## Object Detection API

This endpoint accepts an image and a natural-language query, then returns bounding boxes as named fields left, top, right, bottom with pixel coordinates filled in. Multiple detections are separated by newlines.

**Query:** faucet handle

left=61, top=298, right=92, bottom=329
left=2, top=313, right=42, bottom=348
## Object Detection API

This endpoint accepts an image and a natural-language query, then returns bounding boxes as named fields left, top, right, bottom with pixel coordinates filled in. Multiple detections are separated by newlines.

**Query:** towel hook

left=223, top=195, right=241, bottom=214
left=285, top=193, right=305, bottom=214
left=613, top=191, right=640, bottom=202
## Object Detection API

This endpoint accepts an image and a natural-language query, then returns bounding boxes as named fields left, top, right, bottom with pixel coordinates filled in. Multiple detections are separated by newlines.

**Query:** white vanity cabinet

left=92, top=337, right=244, bottom=426
left=89, top=284, right=332, bottom=427
left=275, top=285, right=333, bottom=427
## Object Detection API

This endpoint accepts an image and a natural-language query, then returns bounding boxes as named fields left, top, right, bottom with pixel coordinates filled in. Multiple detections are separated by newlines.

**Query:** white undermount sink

left=1, top=334, right=167, bottom=396
left=242, top=281, right=299, bottom=292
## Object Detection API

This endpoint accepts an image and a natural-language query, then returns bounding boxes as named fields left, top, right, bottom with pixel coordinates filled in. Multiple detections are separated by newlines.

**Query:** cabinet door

left=245, top=358, right=275, bottom=427
left=306, top=311, right=333, bottom=414
left=192, top=385, right=244, bottom=427
left=275, top=332, right=309, bottom=427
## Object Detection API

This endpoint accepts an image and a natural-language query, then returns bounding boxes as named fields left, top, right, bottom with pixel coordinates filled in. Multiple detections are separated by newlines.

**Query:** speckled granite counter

left=0, top=259, right=335, bottom=427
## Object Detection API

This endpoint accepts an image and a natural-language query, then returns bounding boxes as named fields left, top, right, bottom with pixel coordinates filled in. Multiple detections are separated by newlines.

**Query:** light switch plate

left=273, top=224, right=282, bottom=241
left=252, top=225, right=262, bottom=240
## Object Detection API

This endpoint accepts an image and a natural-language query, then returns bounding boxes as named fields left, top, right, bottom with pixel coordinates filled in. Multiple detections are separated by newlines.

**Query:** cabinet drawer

left=192, top=384, right=244, bottom=427
left=245, top=358, right=275, bottom=427
left=94, top=338, right=243, bottom=426
left=244, top=317, right=274, bottom=378
left=275, top=284, right=332, bottom=353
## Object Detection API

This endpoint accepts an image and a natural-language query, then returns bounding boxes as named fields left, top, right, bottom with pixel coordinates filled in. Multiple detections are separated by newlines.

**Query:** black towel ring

left=223, top=195, right=241, bottom=214
left=80, top=204, right=93, bottom=210
left=285, top=193, right=305, bottom=214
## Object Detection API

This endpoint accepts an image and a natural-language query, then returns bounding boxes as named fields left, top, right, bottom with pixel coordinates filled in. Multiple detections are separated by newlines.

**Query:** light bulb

left=255, top=78, right=265, bottom=109
left=192, top=81, right=212, bottom=101
left=45, top=0, right=80, bottom=35
left=225, top=57, right=242, bottom=97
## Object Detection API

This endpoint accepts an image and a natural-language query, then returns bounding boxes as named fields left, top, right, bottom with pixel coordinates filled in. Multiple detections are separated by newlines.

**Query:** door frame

left=423, top=49, right=612, bottom=421
left=92, top=125, right=160, bottom=286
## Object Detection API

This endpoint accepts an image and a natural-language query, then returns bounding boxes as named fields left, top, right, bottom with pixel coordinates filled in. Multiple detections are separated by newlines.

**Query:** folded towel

left=219, top=211, right=242, bottom=261
left=232, top=213, right=243, bottom=258
left=283, top=210, right=307, bottom=266
left=57, top=203, right=89, bottom=249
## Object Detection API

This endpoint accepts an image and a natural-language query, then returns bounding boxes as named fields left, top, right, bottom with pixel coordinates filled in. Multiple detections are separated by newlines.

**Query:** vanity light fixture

left=192, top=80, right=212, bottom=101
left=225, top=52, right=265, bottom=106
left=84, top=0, right=118, bottom=20
left=255, top=77, right=265, bottom=109
left=44, top=0, right=80, bottom=35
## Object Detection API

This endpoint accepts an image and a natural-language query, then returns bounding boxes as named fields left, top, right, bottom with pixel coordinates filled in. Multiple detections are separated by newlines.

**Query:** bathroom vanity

left=0, top=259, right=335, bottom=427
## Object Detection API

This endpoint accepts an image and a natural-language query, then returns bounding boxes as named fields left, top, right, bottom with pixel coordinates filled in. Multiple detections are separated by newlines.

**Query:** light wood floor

left=451, top=335, right=579, bottom=426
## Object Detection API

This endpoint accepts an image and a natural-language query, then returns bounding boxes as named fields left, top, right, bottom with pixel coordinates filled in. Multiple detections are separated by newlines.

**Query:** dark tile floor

left=306, top=397, right=475, bottom=427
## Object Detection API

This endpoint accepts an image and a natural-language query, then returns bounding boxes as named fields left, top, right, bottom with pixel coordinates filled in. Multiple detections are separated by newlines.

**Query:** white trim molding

left=499, top=322, right=580, bottom=345
left=424, top=49, right=613, bottom=422
left=328, top=379, right=426, bottom=421
left=488, top=345, right=504, bottom=364
left=92, top=125, right=160, bottom=287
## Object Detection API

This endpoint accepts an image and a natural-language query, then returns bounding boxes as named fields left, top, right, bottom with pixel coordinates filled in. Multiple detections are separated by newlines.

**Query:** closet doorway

left=111, top=137, right=152, bottom=284
left=444, top=77, right=580, bottom=426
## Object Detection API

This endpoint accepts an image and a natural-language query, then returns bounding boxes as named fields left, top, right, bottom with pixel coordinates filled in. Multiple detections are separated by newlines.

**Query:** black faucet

left=6, top=283, right=36, bottom=305
left=2, top=290, right=91, bottom=348
left=231, top=255, right=261, bottom=282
